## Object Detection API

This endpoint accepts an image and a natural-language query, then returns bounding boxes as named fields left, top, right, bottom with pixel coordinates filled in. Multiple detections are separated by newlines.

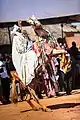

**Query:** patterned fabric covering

left=11, top=17, right=71, bottom=97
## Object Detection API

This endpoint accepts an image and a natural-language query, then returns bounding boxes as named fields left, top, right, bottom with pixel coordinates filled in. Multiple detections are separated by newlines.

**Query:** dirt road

left=0, top=90, right=80, bottom=120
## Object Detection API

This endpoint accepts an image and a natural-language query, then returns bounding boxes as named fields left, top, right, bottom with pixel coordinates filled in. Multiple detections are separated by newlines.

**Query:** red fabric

left=33, top=42, right=42, bottom=57
left=44, top=42, right=53, bottom=55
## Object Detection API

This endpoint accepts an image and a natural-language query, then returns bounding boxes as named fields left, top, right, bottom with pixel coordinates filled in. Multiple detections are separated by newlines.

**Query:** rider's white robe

left=12, top=32, right=38, bottom=85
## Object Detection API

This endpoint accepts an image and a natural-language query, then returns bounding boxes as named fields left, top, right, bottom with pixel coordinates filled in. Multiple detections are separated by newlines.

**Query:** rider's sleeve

left=14, top=36, right=26, bottom=54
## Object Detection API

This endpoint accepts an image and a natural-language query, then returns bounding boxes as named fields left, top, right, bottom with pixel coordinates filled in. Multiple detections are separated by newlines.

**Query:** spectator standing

left=0, top=56, right=11, bottom=104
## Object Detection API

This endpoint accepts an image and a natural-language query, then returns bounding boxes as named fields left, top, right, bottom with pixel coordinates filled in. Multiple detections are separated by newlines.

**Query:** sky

left=0, top=0, right=80, bottom=22
left=72, top=22, right=80, bottom=26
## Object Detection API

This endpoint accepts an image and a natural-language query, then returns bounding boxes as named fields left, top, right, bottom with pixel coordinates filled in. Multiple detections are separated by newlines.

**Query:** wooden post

left=8, top=26, right=12, bottom=45
left=61, top=23, right=63, bottom=39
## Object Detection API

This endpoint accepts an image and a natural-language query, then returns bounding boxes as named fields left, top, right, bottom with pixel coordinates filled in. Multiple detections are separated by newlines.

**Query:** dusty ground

left=0, top=90, right=80, bottom=120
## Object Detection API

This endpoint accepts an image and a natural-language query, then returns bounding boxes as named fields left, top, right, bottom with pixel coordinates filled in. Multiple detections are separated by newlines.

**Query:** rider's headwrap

left=11, top=25, right=21, bottom=34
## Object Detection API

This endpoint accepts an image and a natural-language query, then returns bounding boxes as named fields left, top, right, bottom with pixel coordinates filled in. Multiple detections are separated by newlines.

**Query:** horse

left=26, top=16, right=66, bottom=97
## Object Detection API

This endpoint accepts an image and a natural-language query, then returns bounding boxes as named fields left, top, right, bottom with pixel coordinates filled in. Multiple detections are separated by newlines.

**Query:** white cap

left=11, top=25, right=20, bottom=35
left=0, top=61, right=3, bottom=67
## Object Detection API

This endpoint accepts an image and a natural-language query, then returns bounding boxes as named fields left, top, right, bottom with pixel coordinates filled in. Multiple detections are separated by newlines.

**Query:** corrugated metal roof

left=61, top=24, right=78, bottom=32
left=0, top=28, right=10, bottom=45
left=76, top=26, right=80, bottom=31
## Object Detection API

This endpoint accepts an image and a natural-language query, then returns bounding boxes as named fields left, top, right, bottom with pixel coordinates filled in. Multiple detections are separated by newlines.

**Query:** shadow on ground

left=20, top=103, right=80, bottom=113
left=47, top=103, right=80, bottom=110
left=21, top=109, right=34, bottom=113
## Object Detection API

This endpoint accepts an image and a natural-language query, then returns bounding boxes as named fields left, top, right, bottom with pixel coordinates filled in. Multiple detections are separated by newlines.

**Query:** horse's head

left=27, top=15, right=41, bottom=28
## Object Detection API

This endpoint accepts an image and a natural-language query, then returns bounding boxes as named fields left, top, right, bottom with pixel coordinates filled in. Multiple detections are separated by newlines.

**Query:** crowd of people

left=0, top=17, right=80, bottom=105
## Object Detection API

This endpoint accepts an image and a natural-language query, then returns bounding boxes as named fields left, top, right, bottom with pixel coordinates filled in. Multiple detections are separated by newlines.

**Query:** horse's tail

left=11, top=71, right=18, bottom=104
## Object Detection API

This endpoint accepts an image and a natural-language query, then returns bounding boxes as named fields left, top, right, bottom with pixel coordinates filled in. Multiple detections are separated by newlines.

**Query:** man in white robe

left=11, top=25, right=38, bottom=85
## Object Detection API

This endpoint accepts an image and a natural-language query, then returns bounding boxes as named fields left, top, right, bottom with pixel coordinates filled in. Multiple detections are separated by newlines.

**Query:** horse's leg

left=27, top=100, right=39, bottom=111
left=28, top=86, right=50, bottom=112
left=11, top=73, right=18, bottom=103
left=26, top=93, right=40, bottom=111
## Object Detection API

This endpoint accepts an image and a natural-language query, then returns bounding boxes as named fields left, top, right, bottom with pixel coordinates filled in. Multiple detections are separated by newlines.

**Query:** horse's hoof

left=41, top=107, right=51, bottom=112
left=33, top=107, right=40, bottom=111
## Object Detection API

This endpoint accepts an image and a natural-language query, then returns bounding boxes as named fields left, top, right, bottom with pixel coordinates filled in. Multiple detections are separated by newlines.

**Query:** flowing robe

left=12, top=32, right=38, bottom=85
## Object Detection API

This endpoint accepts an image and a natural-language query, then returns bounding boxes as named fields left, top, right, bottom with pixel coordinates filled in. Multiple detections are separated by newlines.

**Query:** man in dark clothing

left=68, top=41, right=80, bottom=89
left=69, top=41, right=78, bottom=59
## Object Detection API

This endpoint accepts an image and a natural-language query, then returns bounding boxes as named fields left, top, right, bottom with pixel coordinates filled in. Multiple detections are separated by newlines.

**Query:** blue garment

left=26, top=39, right=33, bottom=51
